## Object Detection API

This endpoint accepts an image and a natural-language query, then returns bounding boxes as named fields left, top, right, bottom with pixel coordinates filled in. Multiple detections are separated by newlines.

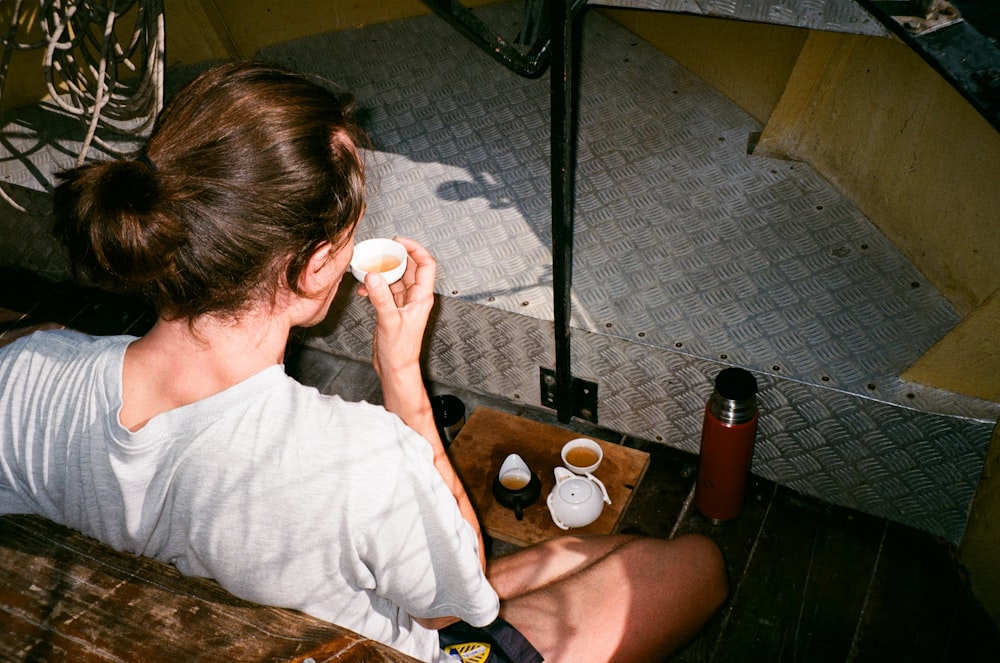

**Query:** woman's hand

left=357, top=236, right=436, bottom=382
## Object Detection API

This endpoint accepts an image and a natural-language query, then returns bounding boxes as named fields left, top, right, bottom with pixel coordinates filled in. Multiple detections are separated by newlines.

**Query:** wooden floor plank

left=782, top=493, right=884, bottom=662
left=672, top=475, right=777, bottom=662
left=618, top=437, right=699, bottom=540
left=947, top=580, right=1000, bottom=661
left=850, top=521, right=999, bottom=661
left=707, top=487, right=883, bottom=663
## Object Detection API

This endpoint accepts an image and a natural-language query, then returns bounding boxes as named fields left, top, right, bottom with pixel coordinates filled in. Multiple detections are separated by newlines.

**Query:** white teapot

left=546, top=467, right=612, bottom=530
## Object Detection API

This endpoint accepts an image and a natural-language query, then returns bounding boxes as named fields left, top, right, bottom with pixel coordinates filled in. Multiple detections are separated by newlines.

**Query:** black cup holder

left=492, top=471, right=542, bottom=520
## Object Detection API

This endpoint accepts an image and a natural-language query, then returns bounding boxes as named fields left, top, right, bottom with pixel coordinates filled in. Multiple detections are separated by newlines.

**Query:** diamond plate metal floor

left=2, top=3, right=997, bottom=544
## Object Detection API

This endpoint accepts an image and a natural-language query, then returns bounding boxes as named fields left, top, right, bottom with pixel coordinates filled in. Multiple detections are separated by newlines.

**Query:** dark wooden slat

left=0, top=308, right=64, bottom=347
left=46, top=282, right=154, bottom=337
left=947, top=579, right=1000, bottom=661
left=0, top=267, right=61, bottom=317
left=618, top=437, right=698, bottom=539
left=707, top=487, right=884, bottom=662
left=672, top=475, right=778, bottom=662
left=851, top=521, right=1000, bottom=661
left=0, top=267, right=153, bottom=338
left=0, top=515, right=418, bottom=663
left=784, top=495, right=885, bottom=661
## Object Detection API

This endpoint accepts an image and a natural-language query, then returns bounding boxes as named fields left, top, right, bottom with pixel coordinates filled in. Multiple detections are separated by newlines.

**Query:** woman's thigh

left=492, top=534, right=727, bottom=663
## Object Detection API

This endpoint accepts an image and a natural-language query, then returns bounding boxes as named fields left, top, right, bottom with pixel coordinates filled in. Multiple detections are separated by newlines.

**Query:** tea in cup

left=350, top=238, right=408, bottom=285
left=499, top=468, right=531, bottom=490
left=492, top=453, right=541, bottom=520
left=561, top=438, right=603, bottom=474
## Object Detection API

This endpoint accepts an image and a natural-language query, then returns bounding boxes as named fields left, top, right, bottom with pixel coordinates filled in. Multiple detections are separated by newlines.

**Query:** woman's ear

left=299, top=239, right=354, bottom=293
left=298, top=242, right=336, bottom=292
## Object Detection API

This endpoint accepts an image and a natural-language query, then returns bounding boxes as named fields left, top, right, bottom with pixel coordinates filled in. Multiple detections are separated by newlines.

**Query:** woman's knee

left=621, top=534, right=728, bottom=605
left=671, top=533, right=729, bottom=606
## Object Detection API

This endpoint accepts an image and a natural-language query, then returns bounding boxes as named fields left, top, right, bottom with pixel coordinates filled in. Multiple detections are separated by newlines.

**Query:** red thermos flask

left=695, top=367, right=759, bottom=523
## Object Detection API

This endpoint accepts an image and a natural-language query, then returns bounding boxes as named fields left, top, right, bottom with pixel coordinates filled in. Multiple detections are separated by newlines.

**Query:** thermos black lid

left=714, top=367, right=758, bottom=401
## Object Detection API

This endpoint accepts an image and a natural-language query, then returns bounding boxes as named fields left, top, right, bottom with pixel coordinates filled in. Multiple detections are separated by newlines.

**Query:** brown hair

left=53, top=61, right=369, bottom=320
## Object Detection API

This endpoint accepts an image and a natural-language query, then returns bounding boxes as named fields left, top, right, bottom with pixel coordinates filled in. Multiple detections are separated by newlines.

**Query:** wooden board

left=448, top=407, right=650, bottom=547
left=0, top=515, right=417, bottom=662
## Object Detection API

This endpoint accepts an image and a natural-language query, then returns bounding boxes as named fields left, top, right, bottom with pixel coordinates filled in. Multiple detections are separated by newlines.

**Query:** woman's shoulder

left=1, top=328, right=134, bottom=371
left=4, top=327, right=131, bottom=348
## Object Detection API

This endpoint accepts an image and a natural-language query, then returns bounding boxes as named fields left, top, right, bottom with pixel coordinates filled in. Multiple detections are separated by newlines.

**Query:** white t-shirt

left=0, top=330, right=498, bottom=661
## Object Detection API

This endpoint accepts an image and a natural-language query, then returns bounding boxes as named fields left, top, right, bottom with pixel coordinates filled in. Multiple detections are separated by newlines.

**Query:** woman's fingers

left=360, top=237, right=437, bottom=376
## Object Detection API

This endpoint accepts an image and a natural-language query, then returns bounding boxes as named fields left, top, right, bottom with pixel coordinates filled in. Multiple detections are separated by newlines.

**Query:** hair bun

left=53, top=159, right=186, bottom=292
left=99, top=159, right=159, bottom=214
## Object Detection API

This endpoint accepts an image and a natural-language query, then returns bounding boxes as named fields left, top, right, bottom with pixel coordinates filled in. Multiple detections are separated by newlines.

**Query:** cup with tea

left=350, top=238, right=408, bottom=285
left=561, top=438, right=603, bottom=475
left=492, top=453, right=541, bottom=521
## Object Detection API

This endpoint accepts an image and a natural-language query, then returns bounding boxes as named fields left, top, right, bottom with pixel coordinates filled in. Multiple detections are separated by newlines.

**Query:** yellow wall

left=599, top=10, right=808, bottom=124
left=2, top=0, right=501, bottom=110
left=165, top=0, right=238, bottom=66
left=168, top=0, right=503, bottom=71
left=0, top=3, right=47, bottom=113
left=754, top=31, right=1000, bottom=317
left=903, top=288, right=1000, bottom=403
left=754, top=31, right=1000, bottom=402
left=194, top=0, right=452, bottom=59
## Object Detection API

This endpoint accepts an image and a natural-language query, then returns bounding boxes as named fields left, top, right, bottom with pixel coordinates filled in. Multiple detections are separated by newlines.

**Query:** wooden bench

left=0, top=515, right=419, bottom=662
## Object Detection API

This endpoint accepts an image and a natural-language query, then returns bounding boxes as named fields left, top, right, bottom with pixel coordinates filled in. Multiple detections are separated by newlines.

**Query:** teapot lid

left=556, top=477, right=596, bottom=504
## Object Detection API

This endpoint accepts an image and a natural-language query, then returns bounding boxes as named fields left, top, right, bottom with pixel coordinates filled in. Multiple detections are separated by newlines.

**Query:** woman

left=0, top=61, right=726, bottom=662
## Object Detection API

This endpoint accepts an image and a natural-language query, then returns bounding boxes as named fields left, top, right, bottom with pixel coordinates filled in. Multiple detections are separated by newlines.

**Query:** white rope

left=1, top=0, right=164, bottom=211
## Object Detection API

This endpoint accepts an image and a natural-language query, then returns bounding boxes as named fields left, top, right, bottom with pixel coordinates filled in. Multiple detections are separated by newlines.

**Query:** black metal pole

left=550, top=0, right=578, bottom=423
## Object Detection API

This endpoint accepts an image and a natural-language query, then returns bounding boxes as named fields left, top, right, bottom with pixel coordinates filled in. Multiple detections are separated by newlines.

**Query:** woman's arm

left=358, top=237, right=486, bottom=571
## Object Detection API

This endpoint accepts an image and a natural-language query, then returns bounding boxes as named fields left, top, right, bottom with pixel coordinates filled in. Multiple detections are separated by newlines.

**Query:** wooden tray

left=448, top=407, right=650, bottom=547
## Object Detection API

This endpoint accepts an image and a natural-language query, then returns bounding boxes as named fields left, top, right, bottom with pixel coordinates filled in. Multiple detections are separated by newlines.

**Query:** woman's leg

left=487, top=534, right=728, bottom=663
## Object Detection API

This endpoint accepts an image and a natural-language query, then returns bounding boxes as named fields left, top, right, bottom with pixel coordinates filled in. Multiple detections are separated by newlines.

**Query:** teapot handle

left=546, top=493, right=571, bottom=530
left=586, top=472, right=612, bottom=505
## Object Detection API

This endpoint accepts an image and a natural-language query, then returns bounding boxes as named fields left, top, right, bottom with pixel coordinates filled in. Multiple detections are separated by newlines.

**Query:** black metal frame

left=420, top=0, right=590, bottom=422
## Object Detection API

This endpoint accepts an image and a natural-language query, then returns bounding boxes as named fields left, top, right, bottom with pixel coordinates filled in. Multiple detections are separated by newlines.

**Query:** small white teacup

left=561, top=438, right=603, bottom=474
left=498, top=453, right=532, bottom=490
left=493, top=453, right=541, bottom=521
left=350, top=238, right=407, bottom=285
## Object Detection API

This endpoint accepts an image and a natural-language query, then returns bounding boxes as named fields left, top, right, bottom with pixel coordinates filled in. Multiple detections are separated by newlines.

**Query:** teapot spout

left=553, top=466, right=575, bottom=482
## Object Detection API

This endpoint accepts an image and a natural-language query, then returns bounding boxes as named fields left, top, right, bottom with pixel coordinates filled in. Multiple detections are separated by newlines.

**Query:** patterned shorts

left=439, top=617, right=543, bottom=663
